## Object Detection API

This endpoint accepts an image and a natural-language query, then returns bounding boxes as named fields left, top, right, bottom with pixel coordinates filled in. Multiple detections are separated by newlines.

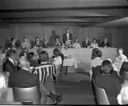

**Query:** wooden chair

left=95, top=85, right=110, bottom=105
left=13, top=86, right=40, bottom=104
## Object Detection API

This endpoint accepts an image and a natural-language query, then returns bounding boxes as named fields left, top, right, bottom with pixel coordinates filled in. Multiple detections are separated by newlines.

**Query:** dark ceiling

left=0, top=0, right=128, bottom=27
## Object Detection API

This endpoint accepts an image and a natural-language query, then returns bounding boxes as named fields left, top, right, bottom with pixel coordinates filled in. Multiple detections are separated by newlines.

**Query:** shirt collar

left=8, top=57, right=15, bottom=65
left=22, top=68, right=29, bottom=71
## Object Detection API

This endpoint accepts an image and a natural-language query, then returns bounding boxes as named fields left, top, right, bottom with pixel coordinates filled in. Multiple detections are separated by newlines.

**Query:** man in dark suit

left=8, top=56, right=39, bottom=88
left=63, top=28, right=73, bottom=47
left=3, top=49, right=17, bottom=73
left=100, top=37, right=111, bottom=48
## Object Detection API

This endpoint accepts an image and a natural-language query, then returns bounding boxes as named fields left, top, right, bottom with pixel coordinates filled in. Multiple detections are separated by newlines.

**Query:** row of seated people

left=0, top=47, right=64, bottom=104
left=89, top=47, right=128, bottom=104
left=4, top=36, right=111, bottom=51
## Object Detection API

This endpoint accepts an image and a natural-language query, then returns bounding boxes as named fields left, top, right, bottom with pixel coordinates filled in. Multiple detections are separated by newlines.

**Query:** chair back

left=34, top=64, right=55, bottom=83
left=13, top=86, right=40, bottom=104
left=95, top=85, right=110, bottom=105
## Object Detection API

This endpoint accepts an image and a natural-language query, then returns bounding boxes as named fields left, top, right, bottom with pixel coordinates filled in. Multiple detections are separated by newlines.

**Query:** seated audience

left=114, top=48, right=128, bottom=75
left=95, top=60, right=123, bottom=104
left=82, top=37, right=91, bottom=48
left=55, top=37, right=62, bottom=47
left=53, top=48, right=63, bottom=69
left=42, top=38, right=49, bottom=48
left=117, top=81, right=128, bottom=105
left=90, top=38, right=99, bottom=48
left=100, top=37, right=111, bottom=48
left=73, top=38, right=81, bottom=48
left=33, top=37, right=42, bottom=48
left=10, top=37, right=16, bottom=49
left=3, top=49, right=17, bottom=74
left=119, top=62, right=128, bottom=80
left=37, top=50, right=63, bottom=104
left=8, top=55, right=39, bottom=88
left=26, top=52, right=38, bottom=67
left=4, top=39, right=11, bottom=51
left=90, top=48, right=102, bottom=69
left=90, top=48, right=102, bottom=80
left=21, top=37, right=31, bottom=49
left=0, top=46, right=6, bottom=71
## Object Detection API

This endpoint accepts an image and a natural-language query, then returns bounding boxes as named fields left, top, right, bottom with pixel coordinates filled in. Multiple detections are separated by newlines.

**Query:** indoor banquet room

left=0, top=0, right=128, bottom=105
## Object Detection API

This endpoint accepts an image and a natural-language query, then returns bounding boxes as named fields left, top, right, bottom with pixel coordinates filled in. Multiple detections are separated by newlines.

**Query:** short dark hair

left=121, top=62, right=128, bottom=72
left=53, top=48, right=60, bottom=56
left=11, top=37, right=15, bottom=42
left=6, top=49, right=16, bottom=57
left=15, top=40, right=21, bottom=48
left=101, top=60, right=113, bottom=74
left=39, top=51, right=49, bottom=62
left=26, top=52, right=34, bottom=60
left=91, top=48, right=102, bottom=59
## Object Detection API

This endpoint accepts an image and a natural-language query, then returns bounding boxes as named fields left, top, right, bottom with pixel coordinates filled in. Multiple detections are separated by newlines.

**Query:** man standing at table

left=63, top=28, right=73, bottom=48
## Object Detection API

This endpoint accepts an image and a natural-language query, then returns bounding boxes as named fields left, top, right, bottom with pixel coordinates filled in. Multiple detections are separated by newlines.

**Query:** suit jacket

left=63, top=33, right=73, bottom=43
left=8, top=68, right=39, bottom=88
left=82, top=41, right=91, bottom=48
left=3, top=58, right=17, bottom=72
left=100, top=41, right=111, bottom=47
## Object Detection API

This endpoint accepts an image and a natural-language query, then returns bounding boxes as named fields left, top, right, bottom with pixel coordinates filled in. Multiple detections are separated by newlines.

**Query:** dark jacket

left=95, top=71, right=123, bottom=104
left=8, top=68, right=39, bottom=88
left=3, top=58, right=17, bottom=72
left=82, top=41, right=91, bottom=48
left=63, top=33, right=73, bottom=43
left=100, top=41, right=111, bottom=47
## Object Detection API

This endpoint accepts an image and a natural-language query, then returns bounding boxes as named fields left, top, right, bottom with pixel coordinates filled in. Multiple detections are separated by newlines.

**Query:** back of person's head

left=53, top=48, right=60, bottom=56
left=27, top=52, right=34, bottom=59
left=19, top=50, right=27, bottom=58
left=15, top=40, right=21, bottom=48
left=101, top=60, right=113, bottom=74
left=120, top=62, right=128, bottom=72
left=39, top=51, right=49, bottom=62
left=91, top=48, right=102, bottom=59
left=6, top=49, right=16, bottom=58
left=120, top=62, right=128, bottom=80
left=0, top=73, right=7, bottom=97
left=117, top=81, right=128, bottom=104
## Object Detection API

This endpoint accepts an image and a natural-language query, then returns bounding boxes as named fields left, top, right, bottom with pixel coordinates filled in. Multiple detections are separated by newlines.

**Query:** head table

left=28, top=48, right=117, bottom=72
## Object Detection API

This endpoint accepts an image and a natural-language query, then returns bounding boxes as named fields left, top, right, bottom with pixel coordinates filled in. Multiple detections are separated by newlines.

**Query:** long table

left=29, top=48, right=117, bottom=72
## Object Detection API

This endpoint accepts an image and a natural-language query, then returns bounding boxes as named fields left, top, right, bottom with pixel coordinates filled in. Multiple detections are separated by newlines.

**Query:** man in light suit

left=63, top=28, right=73, bottom=47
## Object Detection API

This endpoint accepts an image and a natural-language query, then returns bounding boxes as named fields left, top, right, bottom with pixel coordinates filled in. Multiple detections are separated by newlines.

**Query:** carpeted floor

left=56, top=71, right=96, bottom=105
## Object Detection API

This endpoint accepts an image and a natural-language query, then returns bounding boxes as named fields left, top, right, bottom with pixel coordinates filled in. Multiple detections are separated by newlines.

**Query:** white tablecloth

left=29, top=48, right=117, bottom=72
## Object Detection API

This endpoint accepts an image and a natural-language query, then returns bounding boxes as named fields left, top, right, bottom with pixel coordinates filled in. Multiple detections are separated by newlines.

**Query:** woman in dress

left=90, top=38, right=99, bottom=48
left=73, top=38, right=81, bottom=48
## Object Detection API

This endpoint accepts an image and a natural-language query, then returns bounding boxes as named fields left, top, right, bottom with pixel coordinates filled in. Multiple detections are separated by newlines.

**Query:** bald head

left=19, top=56, right=30, bottom=69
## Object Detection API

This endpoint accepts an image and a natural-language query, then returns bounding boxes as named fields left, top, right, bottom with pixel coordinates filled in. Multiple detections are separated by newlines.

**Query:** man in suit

left=8, top=55, right=39, bottom=88
left=63, top=28, right=73, bottom=47
left=3, top=49, right=17, bottom=73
